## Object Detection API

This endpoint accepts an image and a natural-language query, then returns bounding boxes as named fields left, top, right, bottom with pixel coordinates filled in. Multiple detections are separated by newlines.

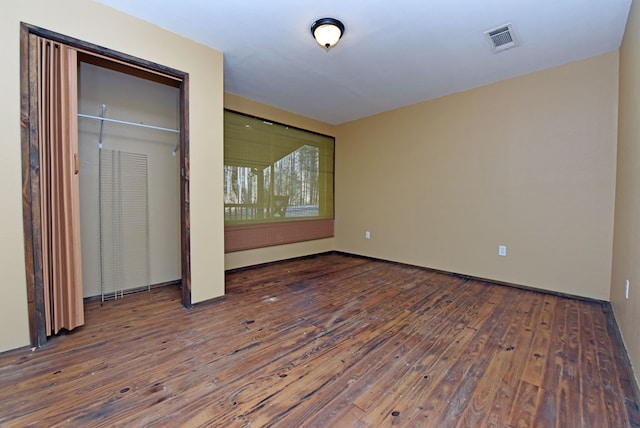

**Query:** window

left=224, top=110, right=334, bottom=252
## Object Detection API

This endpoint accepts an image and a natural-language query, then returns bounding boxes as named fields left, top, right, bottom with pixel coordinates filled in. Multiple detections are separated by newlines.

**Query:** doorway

left=20, top=23, right=192, bottom=348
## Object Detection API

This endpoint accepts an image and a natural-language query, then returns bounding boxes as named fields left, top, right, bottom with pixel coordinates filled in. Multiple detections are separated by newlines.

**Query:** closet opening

left=20, top=23, right=192, bottom=348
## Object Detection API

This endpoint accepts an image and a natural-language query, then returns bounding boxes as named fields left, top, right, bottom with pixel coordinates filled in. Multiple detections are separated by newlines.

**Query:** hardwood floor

left=0, top=253, right=638, bottom=427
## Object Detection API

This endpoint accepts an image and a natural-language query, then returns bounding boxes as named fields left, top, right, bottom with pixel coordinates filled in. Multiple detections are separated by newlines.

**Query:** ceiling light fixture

left=311, top=18, right=345, bottom=51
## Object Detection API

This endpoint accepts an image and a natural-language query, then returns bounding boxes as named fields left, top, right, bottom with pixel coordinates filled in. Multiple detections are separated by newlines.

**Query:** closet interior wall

left=78, top=61, right=181, bottom=298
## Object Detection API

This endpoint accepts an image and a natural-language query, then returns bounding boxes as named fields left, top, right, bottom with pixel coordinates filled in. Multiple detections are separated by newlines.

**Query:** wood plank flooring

left=0, top=253, right=638, bottom=427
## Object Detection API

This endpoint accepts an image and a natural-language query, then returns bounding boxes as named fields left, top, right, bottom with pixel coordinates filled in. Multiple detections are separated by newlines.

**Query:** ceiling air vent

left=485, top=23, right=519, bottom=53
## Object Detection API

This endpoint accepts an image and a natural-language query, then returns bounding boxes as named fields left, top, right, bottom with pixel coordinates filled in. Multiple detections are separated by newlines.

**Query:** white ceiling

left=96, top=0, right=631, bottom=125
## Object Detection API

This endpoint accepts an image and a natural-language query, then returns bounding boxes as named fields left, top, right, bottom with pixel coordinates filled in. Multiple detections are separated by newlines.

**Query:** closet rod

left=78, top=113, right=180, bottom=134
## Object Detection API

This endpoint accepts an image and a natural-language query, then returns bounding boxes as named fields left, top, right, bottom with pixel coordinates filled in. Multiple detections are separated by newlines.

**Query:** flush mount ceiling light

left=311, top=17, right=345, bottom=50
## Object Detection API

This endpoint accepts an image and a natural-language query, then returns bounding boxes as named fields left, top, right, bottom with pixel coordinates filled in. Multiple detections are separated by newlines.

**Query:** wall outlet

left=365, top=231, right=371, bottom=240
left=498, top=245, right=507, bottom=256
left=626, top=279, right=630, bottom=300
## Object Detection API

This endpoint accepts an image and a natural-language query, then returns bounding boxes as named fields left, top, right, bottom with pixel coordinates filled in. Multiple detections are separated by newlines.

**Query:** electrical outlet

left=626, top=279, right=630, bottom=300
left=365, top=231, right=371, bottom=240
left=498, top=245, right=507, bottom=256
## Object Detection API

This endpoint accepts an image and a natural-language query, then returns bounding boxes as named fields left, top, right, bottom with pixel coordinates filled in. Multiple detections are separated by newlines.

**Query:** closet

left=77, top=59, right=181, bottom=300
left=20, top=24, right=191, bottom=348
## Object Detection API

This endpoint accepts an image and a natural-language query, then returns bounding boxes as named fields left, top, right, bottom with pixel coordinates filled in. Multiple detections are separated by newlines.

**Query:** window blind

left=224, top=110, right=334, bottom=252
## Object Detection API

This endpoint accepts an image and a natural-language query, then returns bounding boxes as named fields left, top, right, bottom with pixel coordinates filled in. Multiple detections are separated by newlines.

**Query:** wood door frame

left=20, top=23, right=192, bottom=348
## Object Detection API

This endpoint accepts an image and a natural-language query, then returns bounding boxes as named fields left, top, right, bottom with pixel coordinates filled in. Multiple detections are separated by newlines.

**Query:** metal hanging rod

left=78, top=113, right=180, bottom=134
left=79, top=105, right=180, bottom=155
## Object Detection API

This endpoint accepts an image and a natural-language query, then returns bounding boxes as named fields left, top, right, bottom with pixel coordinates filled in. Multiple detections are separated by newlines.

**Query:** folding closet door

left=34, top=36, right=85, bottom=335
left=77, top=61, right=181, bottom=300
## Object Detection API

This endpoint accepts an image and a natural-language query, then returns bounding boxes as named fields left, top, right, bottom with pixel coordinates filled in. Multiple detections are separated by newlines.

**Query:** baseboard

left=332, top=251, right=608, bottom=304
left=224, top=251, right=335, bottom=274
left=189, top=294, right=227, bottom=308
left=83, top=279, right=181, bottom=302
left=604, top=304, right=640, bottom=412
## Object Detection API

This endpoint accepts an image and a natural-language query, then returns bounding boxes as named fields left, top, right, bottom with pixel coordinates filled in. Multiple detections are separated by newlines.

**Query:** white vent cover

left=485, top=23, right=519, bottom=53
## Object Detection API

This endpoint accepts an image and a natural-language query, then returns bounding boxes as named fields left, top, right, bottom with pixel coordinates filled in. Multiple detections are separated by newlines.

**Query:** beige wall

left=223, top=93, right=336, bottom=270
left=1, top=0, right=224, bottom=352
left=611, top=0, right=640, bottom=387
left=336, top=52, right=619, bottom=301
left=78, top=62, right=181, bottom=297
